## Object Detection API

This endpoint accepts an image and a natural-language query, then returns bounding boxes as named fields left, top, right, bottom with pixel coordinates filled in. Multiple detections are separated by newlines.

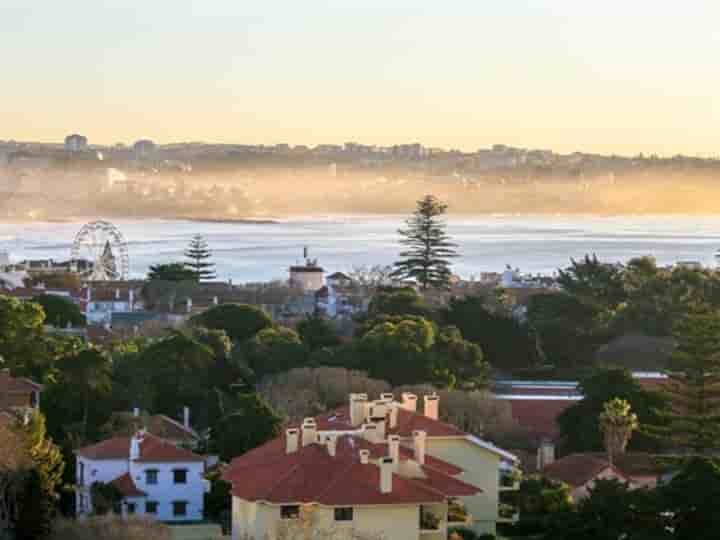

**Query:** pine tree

left=184, top=234, right=216, bottom=280
left=647, top=304, right=720, bottom=454
left=391, top=195, right=458, bottom=290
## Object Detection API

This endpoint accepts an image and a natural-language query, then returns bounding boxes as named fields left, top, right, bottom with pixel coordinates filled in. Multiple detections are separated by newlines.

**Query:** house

left=104, top=408, right=201, bottom=450
left=224, top=393, right=518, bottom=538
left=539, top=453, right=634, bottom=501
left=0, top=369, right=43, bottom=412
left=85, top=286, right=139, bottom=325
left=75, top=431, right=206, bottom=521
left=326, top=272, right=353, bottom=288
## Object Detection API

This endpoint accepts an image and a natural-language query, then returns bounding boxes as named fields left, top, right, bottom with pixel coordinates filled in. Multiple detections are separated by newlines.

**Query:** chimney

left=301, top=418, right=317, bottom=447
left=424, top=393, right=439, bottom=421
left=129, top=289, right=134, bottom=310
left=183, top=406, right=190, bottom=429
left=380, top=457, right=394, bottom=493
left=362, top=423, right=380, bottom=444
left=212, top=296, right=219, bottom=306
left=186, top=298, right=193, bottom=313
left=401, top=393, right=418, bottom=412
left=413, top=430, right=427, bottom=465
left=359, top=449, right=370, bottom=465
left=388, top=435, right=401, bottom=464
left=373, top=418, right=386, bottom=442
left=537, top=439, right=555, bottom=471
left=115, top=288, right=120, bottom=300
left=389, top=404, right=399, bottom=429
left=286, top=428, right=299, bottom=454
left=350, top=393, right=369, bottom=427
left=130, top=431, right=144, bottom=461
left=380, top=393, right=394, bottom=403
left=132, top=407, right=140, bottom=417
left=326, top=434, right=338, bottom=457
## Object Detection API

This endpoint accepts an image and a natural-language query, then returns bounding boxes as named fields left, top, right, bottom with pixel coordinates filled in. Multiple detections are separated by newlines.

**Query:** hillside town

left=3, top=196, right=720, bottom=540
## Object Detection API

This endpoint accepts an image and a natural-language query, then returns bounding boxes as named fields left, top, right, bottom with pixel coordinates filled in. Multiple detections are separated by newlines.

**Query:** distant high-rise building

left=65, top=134, right=88, bottom=152
left=133, top=139, right=156, bottom=160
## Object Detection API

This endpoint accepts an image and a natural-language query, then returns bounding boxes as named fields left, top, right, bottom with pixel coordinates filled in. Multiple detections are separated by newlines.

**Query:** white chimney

left=301, top=418, right=317, bottom=447
left=389, top=404, right=399, bottom=429
left=186, top=298, right=193, bottom=313
left=350, top=393, right=369, bottom=427
left=413, top=430, right=427, bottom=465
left=212, top=296, right=219, bottom=306
left=326, top=434, right=338, bottom=457
left=183, top=406, right=190, bottom=429
left=424, top=393, right=439, bottom=421
left=132, top=407, right=140, bottom=417
left=359, top=449, right=370, bottom=465
left=537, top=439, right=556, bottom=471
left=286, top=428, right=299, bottom=454
left=380, top=393, right=394, bottom=403
left=129, top=289, right=134, bottom=310
left=388, top=435, right=400, bottom=464
left=373, top=418, right=386, bottom=442
left=86, top=287, right=91, bottom=302
left=362, top=423, right=380, bottom=444
left=115, top=288, right=120, bottom=300
left=380, top=457, right=394, bottom=493
left=401, top=393, right=418, bottom=412
left=130, top=431, right=144, bottom=461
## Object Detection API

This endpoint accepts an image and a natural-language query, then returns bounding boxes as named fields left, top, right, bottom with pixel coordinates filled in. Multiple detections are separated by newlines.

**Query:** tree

left=209, top=391, right=283, bottom=461
left=647, top=305, right=720, bottom=453
left=191, top=303, right=273, bottom=343
left=391, top=195, right=458, bottom=290
left=32, top=294, right=85, bottom=328
left=432, top=325, right=489, bottom=390
left=297, top=313, right=340, bottom=351
left=184, top=234, right=216, bottom=280
left=558, top=368, right=666, bottom=453
left=506, top=477, right=573, bottom=536
left=240, top=327, right=308, bottom=378
left=0, top=294, right=46, bottom=370
left=367, top=287, right=432, bottom=319
left=557, top=254, right=626, bottom=316
left=599, top=398, right=639, bottom=465
left=147, top=262, right=198, bottom=282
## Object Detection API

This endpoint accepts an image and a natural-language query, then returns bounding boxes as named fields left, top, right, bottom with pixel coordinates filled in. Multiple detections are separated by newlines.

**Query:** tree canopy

left=32, top=294, right=85, bottom=328
left=191, top=303, right=273, bottom=343
left=184, top=234, right=216, bottom=280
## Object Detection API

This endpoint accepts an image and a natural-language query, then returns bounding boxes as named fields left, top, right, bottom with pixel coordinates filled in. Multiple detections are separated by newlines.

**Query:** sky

left=2, top=1, right=719, bottom=156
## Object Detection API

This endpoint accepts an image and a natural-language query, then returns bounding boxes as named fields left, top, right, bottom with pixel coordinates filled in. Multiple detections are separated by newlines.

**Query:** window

left=126, top=503, right=136, bottom=515
left=145, top=501, right=158, bottom=514
left=334, top=507, right=354, bottom=522
left=280, top=505, right=300, bottom=519
left=173, top=469, right=187, bottom=484
left=145, top=469, right=158, bottom=485
left=172, top=501, right=188, bottom=517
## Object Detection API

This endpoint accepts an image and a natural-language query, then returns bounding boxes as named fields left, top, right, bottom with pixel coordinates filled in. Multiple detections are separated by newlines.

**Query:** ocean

left=1, top=215, right=720, bottom=282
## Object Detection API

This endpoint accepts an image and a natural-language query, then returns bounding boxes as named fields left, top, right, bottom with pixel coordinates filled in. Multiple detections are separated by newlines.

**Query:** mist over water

left=2, top=215, right=720, bottom=281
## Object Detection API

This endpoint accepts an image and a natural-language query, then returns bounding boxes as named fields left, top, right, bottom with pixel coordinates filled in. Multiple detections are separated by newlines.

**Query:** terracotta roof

left=111, top=472, right=147, bottom=497
left=542, top=454, right=630, bottom=488
left=108, top=413, right=199, bottom=444
left=504, top=398, right=575, bottom=442
left=224, top=435, right=480, bottom=506
left=76, top=433, right=204, bottom=462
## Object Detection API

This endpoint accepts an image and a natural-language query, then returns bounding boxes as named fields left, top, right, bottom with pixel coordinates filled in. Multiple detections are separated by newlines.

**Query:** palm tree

left=599, top=398, right=639, bottom=466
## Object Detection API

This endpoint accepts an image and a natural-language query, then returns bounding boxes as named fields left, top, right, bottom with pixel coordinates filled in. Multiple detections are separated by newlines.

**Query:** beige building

left=224, top=392, right=518, bottom=539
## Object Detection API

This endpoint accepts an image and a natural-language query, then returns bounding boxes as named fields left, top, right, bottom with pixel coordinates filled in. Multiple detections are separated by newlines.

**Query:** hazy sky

left=3, top=1, right=719, bottom=156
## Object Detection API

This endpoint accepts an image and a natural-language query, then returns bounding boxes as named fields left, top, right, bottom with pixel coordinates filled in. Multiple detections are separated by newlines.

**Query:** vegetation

left=184, top=233, right=216, bottom=280
left=599, top=398, right=638, bottom=465
left=48, top=516, right=171, bottom=540
left=32, top=294, right=85, bottom=328
left=391, top=195, right=458, bottom=289
left=190, top=303, right=273, bottom=343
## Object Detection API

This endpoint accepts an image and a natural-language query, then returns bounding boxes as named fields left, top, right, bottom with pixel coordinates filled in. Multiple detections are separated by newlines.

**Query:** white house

left=75, top=431, right=206, bottom=521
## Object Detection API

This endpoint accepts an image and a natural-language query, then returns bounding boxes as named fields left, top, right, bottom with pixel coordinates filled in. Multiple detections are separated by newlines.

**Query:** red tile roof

left=111, top=472, right=147, bottom=497
left=76, top=433, right=204, bottom=462
left=224, top=435, right=480, bottom=506
left=541, top=454, right=630, bottom=488
left=505, top=398, right=575, bottom=442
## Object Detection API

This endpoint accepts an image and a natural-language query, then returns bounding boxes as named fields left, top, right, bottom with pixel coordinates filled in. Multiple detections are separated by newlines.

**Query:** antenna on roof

left=303, top=245, right=308, bottom=261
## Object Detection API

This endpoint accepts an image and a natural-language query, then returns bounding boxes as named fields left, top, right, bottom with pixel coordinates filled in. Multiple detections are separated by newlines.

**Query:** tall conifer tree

left=184, top=234, right=216, bottom=280
left=391, top=195, right=458, bottom=290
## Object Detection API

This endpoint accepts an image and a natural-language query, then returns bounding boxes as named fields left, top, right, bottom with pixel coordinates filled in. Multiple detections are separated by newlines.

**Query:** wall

left=128, top=460, right=205, bottom=521
left=422, top=438, right=501, bottom=536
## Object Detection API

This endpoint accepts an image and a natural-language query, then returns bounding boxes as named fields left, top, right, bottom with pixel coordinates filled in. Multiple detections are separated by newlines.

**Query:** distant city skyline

left=2, top=1, right=719, bottom=157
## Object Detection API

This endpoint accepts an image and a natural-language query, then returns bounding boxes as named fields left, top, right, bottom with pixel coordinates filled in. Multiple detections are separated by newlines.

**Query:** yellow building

left=224, top=393, right=518, bottom=539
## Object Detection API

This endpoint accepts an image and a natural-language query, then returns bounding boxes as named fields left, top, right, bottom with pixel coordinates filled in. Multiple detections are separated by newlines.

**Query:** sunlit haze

left=3, top=0, right=719, bottom=156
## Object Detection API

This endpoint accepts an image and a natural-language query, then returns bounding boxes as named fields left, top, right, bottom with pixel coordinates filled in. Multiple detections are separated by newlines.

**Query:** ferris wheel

left=71, top=220, right=129, bottom=281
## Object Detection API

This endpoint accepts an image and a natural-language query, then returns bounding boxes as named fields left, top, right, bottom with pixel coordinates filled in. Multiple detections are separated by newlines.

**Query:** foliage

left=147, top=262, right=198, bottom=282
left=191, top=303, right=273, bottom=343
left=508, top=476, right=572, bottom=535
left=142, top=264, right=198, bottom=311
left=558, top=368, right=666, bottom=453
left=557, top=254, right=626, bottom=316
left=348, top=264, right=394, bottom=287
left=89, top=481, right=123, bottom=516
left=0, top=294, right=46, bottom=371
left=184, top=234, right=216, bottom=280
left=647, top=305, right=720, bottom=453
left=391, top=194, right=458, bottom=290
left=32, top=294, right=86, bottom=328
left=296, top=313, right=341, bottom=351
left=204, top=468, right=232, bottom=533
left=442, top=295, right=542, bottom=369
left=599, top=398, right=639, bottom=464
left=48, top=515, right=171, bottom=540
left=208, top=391, right=283, bottom=462
left=367, top=287, right=432, bottom=319
left=240, top=327, right=308, bottom=379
